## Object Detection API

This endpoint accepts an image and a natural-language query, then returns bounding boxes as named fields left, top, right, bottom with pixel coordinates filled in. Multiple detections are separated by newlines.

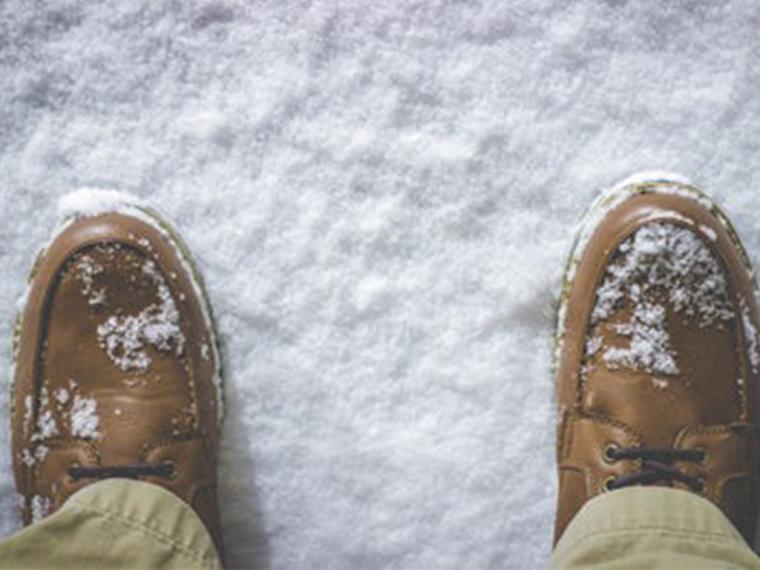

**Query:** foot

left=12, top=192, right=224, bottom=555
left=554, top=174, right=760, bottom=544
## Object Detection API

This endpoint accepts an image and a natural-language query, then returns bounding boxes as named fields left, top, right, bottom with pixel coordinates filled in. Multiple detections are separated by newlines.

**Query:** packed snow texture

left=2, top=2, right=760, bottom=568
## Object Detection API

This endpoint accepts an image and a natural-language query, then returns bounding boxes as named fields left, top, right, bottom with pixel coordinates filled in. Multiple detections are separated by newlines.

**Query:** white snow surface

left=2, top=2, right=760, bottom=568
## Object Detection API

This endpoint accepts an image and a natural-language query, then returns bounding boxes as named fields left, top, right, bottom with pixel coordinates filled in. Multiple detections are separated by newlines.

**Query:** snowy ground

left=2, top=1, right=760, bottom=568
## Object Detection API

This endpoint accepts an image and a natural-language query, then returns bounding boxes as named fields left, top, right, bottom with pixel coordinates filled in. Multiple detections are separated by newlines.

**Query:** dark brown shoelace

left=605, top=446, right=705, bottom=491
left=68, top=462, right=175, bottom=481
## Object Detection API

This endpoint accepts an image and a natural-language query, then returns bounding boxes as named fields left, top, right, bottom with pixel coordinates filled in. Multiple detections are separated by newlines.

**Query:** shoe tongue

left=582, top=222, right=742, bottom=447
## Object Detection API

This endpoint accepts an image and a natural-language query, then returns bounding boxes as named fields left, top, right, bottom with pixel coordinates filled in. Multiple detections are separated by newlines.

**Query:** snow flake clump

left=22, top=395, right=33, bottom=436
left=21, top=446, right=48, bottom=468
left=57, top=188, right=146, bottom=218
left=591, top=222, right=734, bottom=376
left=32, top=387, right=58, bottom=441
left=75, top=255, right=107, bottom=307
left=30, top=495, right=52, bottom=523
left=602, top=303, right=679, bottom=375
left=97, top=260, right=185, bottom=372
left=53, top=387, right=70, bottom=406
left=741, top=300, right=760, bottom=375
left=70, top=395, right=100, bottom=439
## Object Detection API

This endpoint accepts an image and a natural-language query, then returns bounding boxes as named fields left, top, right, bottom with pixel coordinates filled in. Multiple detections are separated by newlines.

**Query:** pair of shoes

left=554, top=173, right=760, bottom=544
left=12, top=177, right=759, bottom=555
left=11, top=191, right=224, bottom=555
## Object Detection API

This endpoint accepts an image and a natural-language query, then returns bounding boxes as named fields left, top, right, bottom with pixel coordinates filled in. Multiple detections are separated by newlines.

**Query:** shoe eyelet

left=603, top=443, right=619, bottom=464
left=603, top=476, right=617, bottom=492
left=67, top=462, right=81, bottom=483
left=163, top=460, right=178, bottom=480
left=696, top=477, right=706, bottom=494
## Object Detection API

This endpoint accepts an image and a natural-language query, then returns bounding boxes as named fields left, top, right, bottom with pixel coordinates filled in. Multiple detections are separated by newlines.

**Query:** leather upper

left=554, top=182, right=760, bottom=544
left=12, top=212, right=224, bottom=556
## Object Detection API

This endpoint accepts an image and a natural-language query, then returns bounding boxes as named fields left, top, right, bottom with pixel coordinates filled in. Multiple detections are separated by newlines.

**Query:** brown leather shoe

left=554, top=173, right=760, bottom=545
left=12, top=194, right=224, bottom=556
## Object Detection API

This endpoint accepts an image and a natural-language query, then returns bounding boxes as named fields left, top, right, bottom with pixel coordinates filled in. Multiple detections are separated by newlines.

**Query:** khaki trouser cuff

left=64, top=479, right=221, bottom=567
left=551, top=487, right=760, bottom=569
left=0, top=479, right=221, bottom=569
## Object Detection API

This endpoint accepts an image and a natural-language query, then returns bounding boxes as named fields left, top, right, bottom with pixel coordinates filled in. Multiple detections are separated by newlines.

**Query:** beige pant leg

left=550, top=487, right=760, bottom=569
left=0, top=479, right=221, bottom=570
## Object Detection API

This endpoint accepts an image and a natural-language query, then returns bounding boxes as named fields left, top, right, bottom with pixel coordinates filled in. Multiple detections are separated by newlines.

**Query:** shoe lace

left=68, top=462, right=175, bottom=481
left=605, top=446, right=705, bottom=492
